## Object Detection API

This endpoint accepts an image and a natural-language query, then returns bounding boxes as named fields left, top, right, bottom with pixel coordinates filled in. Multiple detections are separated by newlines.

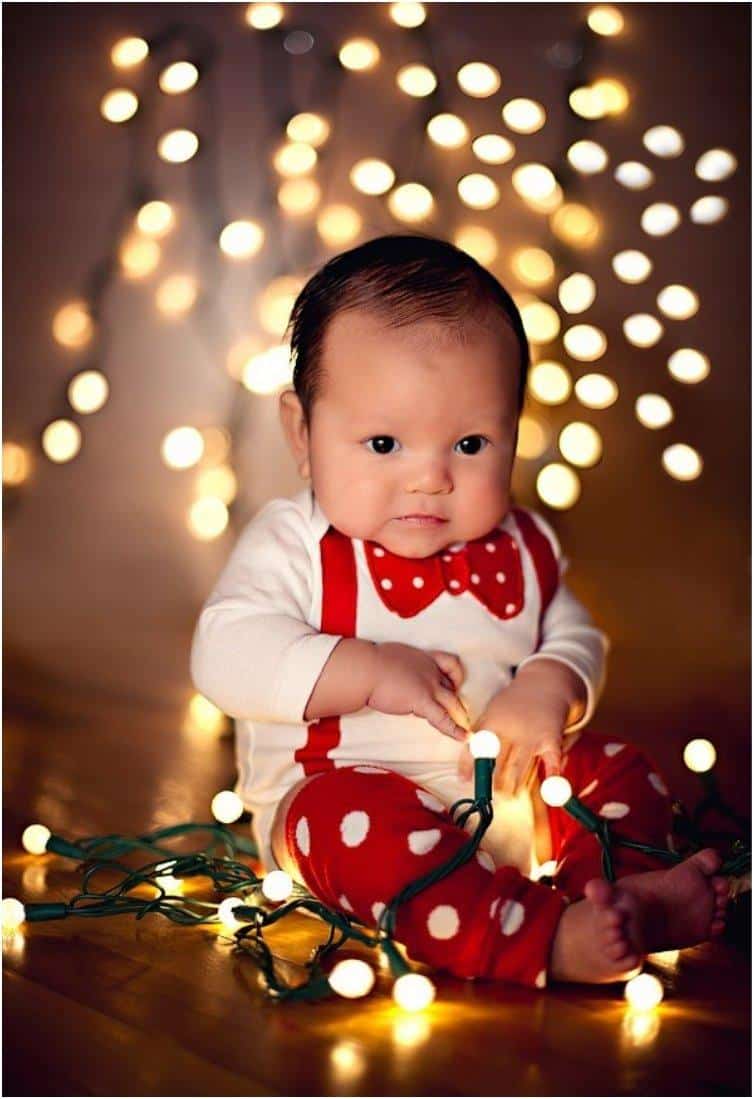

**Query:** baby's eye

left=364, top=435, right=399, bottom=455
left=363, top=435, right=490, bottom=456
left=455, top=435, right=489, bottom=456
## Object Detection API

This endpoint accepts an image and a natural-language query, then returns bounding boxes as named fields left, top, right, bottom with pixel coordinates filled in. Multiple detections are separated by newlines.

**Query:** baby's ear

left=279, top=389, right=311, bottom=479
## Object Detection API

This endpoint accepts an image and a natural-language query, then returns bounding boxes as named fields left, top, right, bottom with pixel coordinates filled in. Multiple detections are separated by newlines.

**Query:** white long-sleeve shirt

left=191, top=486, right=610, bottom=873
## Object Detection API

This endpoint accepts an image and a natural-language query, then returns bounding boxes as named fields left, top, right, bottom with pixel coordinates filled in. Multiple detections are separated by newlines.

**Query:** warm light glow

left=511, top=248, right=554, bottom=288
left=559, top=422, right=602, bottom=467
left=189, top=497, right=230, bottom=540
left=100, top=89, right=139, bottom=123
left=512, top=163, right=558, bottom=202
left=614, top=161, right=654, bottom=190
left=186, top=693, right=226, bottom=735
left=567, top=140, right=608, bottom=174
left=242, top=343, right=293, bottom=394
left=568, top=85, right=608, bottom=120
left=53, top=301, right=94, bottom=349
left=1, top=899, right=26, bottom=931
left=388, top=183, right=434, bottom=222
left=3, top=442, right=31, bottom=486
left=536, top=464, right=581, bottom=509
left=624, top=972, right=664, bottom=1010
left=516, top=416, right=549, bottom=459
left=454, top=225, right=497, bottom=266
left=469, top=730, right=501, bottom=758
left=200, top=426, right=231, bottom=466
left=456, top=62, right=501, bottom=98
left=563, top=324, right=607, bottom=361
left=621, top=1008, right=661, bottom=1047
left=624, top=314, right=663, bottom=348
left=528, top=361, right=572, bottom=404
left=502, top=98, right=546, bottom=133
left=471, top=133, right=515, bottom=165
left=641, top=203, right=681, bottom=236
left=261, top=870, right=294, bottom=902
left=457, top=173, right=499, bottom=210
left=520, top=299, right=560, bottom=344
left=531, top=859, right=558, bottom=882
left=68, top=371, right=109, bottom=414
left=158, top=129, right=199, bottom=163
left=159, top=61, right=199, bottom=95
left=643, top=125, right=684, bottom=158
left=245, top=3, right=284, bottom=29
left=339, top=38, right=380, bottom=71
left=695, top=148, right=737, bottom=182
left=42, top=420, right=81, bottom=463
left=111, top=36, right=149, bottom=68
left=329, top=958, right=376, bottom=998
left=392, top=1014, right=431, bottom=1047
left=350, top=158, right=395, bottom=195
left=389, top=2, right=426, bottom=28
left=558, top=273, right=596, bottom=314
left=540, top=775, right=573, bottom=807
left=218, top=897, right=244, bottom=927
left=612, top=249, right=652, bottom=284
left=286, top=112, right=330, bottom=147
left=668, top=348, right=710, bottom=384
left=226, top=335, right=265, bottom=381
left=273, top=141, right=317, bottom=177
left=317, top=204, right=362, bottom=246
left=136, top=200, right=175, bottom=237
left=592, top=77, right=629, bottom=114
left=635, top=394, right=673, bottom=429
left=156, top=275, right=197, bottom=316
left=22, top=824, right=51, bottom=855
left=551, top=204, right=599, bottom=246
left=196, top=465, right=237, bottom=505
left=120, top=235, right=161, bottom=279
left=396, top=63, right=437, bottom=96
left=683, top=738, right=717, bottom=773
left=258, top=276, right=304, bottom=336
left=575, top=373, right=618, bottom=409
left=211, top=790, right=244, bottom=824
left=690, top=195, right=729, bottom=225
left=393, top=972, right=436, bottom=1011
left=662, top=444, right=703, bottom=481
left=219, top=220, right=265, bottom=259
left=657, top=285, right=699, bottom=320
left=587, top=5, right=624, bottom=35
left=278, top=178, right=321, bottom=215
left=162, top=427, right=204, bottom=470
left=426, top=113, right=469, bottom=148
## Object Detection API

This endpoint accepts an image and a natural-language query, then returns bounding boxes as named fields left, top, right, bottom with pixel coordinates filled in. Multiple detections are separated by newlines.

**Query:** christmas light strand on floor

left=3, top=733, right=750, bottom=1013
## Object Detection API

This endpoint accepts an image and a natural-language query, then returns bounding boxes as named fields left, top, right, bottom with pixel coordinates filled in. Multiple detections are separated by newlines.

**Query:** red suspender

left=294, top=527, right=357, bottom=775
left=510, top=507, right=560, bottom=648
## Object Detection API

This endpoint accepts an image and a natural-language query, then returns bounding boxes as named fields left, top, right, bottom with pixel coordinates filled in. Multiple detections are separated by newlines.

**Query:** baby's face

left=305, top=308, right=521, bottom=558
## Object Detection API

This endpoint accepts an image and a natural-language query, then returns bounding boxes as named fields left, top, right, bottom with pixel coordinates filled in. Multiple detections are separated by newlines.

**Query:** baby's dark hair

left=285, top=233, right=530, bottom=428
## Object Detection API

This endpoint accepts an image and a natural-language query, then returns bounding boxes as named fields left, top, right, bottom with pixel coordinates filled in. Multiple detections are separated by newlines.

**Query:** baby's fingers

left=417, top=691, right=467, bottom=742
left=431, top=651, right=466, bottom=692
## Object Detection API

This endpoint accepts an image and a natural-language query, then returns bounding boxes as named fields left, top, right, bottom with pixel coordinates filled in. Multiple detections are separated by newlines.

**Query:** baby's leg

left=279, top=764, right=642, bottom=987
left=544, top=732, right=728, bottom=952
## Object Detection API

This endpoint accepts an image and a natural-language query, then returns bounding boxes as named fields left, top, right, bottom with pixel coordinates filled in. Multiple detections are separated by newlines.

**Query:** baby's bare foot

left=616, top=848, right=729, bottom=953
left=549, top=878, right=644, bottom=984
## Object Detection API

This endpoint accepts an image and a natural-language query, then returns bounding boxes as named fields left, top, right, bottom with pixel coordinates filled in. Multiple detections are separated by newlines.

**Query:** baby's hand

left=457, top=678, right=568, bottom=795
left=366, top=642, right=471, bottom=742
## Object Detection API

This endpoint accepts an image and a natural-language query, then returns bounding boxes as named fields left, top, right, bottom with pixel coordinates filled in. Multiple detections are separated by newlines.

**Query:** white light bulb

left=392, top=972, right=436, bottom=1011
left=469, top=730, right=501, bottom=759
left=261, top=870, right=294, bottom=902
left=328, top=958, right=376, bottom=998
left=624, top=972, right=664, bottom=1010
left=1, top=898, right=26, bottom=930
left=211, top=790, right=244, bottom=823
left=540, top=776, right=573, bottom=807
left=21, top=824, right=51, bottom=855
left=218, top=897, right=244, bottom=927
left=683, top=738, right=717, bottom=773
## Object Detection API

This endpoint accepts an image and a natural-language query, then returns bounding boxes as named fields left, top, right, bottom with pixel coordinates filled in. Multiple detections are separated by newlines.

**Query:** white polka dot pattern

left=416, top=788, right=446, bottom=814
left=340, top=810, right=370, bottom=847
left=408, top=828, right=442, bottom=855
left=373, top=546, right=385, bottom=556
left=338, top=894, right=354, bottom=912
left=475, top=850, right=496, bottom=873
left=380, top=578, right=392, bottom=590
left=412, top=576, right=425, bottom=588
left=353, top=765, right=390, bottom=774
left=371, top=901, right=386, bottom=923
left=295, top=816, right=310, bottom=857
left=578, top=779, right=598, bottom=798
left=599, top=801, right=630, bottom=819
left=648, top=772, right=669, bottom=796
left=604, top=742, right=625, bottom=757
left=471, top=573, right=480, bottom=584
left=427, top=904, right=460, bottom=939
left=495, top=572, right=507, bottom=583
left=535, top=969, right=547, bottom=988
left=499, top=899, right=525, bottom=936
left=489, top=897, right=500, bottom=919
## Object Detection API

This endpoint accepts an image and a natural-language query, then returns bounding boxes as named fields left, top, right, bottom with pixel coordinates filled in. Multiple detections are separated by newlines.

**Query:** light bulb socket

left=380, top=937, right=411, bottom=977
left=563, top=795, right=602, bottom=833
left=46, top=836, right=88, bottom=860
left=474, top=757, right=494, bottom=802
left=25, top=902, right=69, bottom=922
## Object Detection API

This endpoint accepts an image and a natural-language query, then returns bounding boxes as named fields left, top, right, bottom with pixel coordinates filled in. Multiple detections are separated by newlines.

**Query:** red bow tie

left=364, top=526, right=525, bottom=620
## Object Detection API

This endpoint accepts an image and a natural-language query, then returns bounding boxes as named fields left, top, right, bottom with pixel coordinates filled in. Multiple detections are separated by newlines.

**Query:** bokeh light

left=528, top=361, right=572, bottom=404
left=350, top=158, right=395, bottom=195
left=519, top=299, right=560, bottom=344
left=657, top=285, right=699, bottom=320
left=159, top=61, right=199, bottom=95
left=623, top=314, right=663, bottom=348
left=245, top=3, right=284, bottom=29
left=158, top=129, right=199, bottom=163
left=614, top=161, right=654, bottom=190
left=219, top=220, right=265, bottom=259
left=612, top=249, right=652, bottom=284
left=502, top=98, right=546, bottom=133
left=42, top=420, right=81, bottom=463
left=641, top=203, right=681, bottom=236
left=454, top=225, right=498, bottom=265
left=567, top=140, right=608, bottom=174
left=635, top=394, right=674, bottom=429
left=278, top=178, right=321, bottom=215
left=136, top=200, right=175, bottom=237
left=111, top=36, right=149, bottom=68
left=457, top=173, right=499, bottom=210
left=471, top=133, right=515, bottom=164
left=388, top=182, right=434, bottom=221
left=662, top=443, right=703, bottom=480
left=53, top=301, right=94, bottom=349
left=643, top=125, right=685, bottom=158
left=516, top=415, right=549, bottom=459
left=68, top=371, right=109, bottom=414
left=690, top=195, right=729, bottom=224
left=162, top=427, right=204, bottom=470
left=551, top=203, right=599, bottom=246
left=286, top=112, right=330, bottom=146
left=426, top=113, right=469, bottom=148
left=695, top=148, right=737, bottom=181
left=587, top=5, right=624, bottom=35
left=512, top=247, right=554, bottom=287
left=120, top=234, right=161, bottom=279
left=396, top=64, right=437, bottom=97
left=317, top=204, right=362, bottom=246
left=389, top=2, right=426, bottom=28
left=574, top=373, right=618, bottom=409
left=273, top=141, right=317, bottom=177
left=559, top=422, right=603, bottom=467
left=667, top=348, right=710, bottom=384
left=558, top=272, right=596, bottom=313
left=563, top=324, right=607, bottom=361
left=100, top=89, right=138, bottom=123
left=339, top=38, right=380, bottom=71
left=3, top=442, right=31, bottom=486
left=257, top=276, right=304, bottom=336
left=156, top=274, right=198, bottom=316
left=536, top=464, right=581, bottom=509
left=457, top=62, right=501, bottom=97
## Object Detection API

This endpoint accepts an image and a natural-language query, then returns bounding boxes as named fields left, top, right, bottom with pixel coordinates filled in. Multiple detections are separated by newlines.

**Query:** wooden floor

left=2, top=684, right=751, bottom=1097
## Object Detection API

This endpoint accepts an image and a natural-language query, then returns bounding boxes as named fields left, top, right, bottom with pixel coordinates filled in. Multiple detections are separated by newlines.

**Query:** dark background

left=3, top=3, right=751, bottom=814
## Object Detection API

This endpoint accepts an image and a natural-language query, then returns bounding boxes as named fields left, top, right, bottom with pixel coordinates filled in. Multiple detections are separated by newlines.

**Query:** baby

left=191, top=234, right=728, bottom=988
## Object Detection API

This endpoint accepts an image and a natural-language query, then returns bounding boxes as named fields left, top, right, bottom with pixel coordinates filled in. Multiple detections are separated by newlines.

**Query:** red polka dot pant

left=282, top=731, right=675, bottom=988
